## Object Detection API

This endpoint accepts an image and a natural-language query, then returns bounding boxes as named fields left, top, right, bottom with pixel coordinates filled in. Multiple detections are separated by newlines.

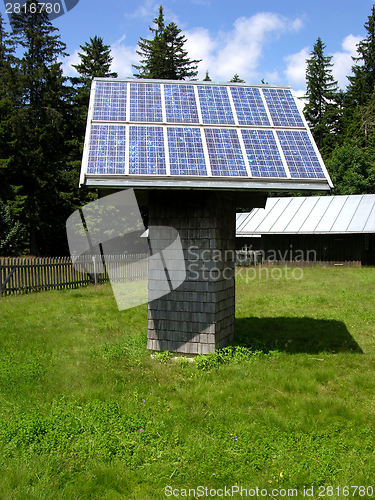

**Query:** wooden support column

left=147, top=190, right=236, bottom=354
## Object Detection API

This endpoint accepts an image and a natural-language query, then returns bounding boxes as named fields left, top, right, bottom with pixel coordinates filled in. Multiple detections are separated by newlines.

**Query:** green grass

left=0, top=267, right=375, bottom=499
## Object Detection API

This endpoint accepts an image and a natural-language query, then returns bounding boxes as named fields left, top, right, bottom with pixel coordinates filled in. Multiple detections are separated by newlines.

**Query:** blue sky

left=1, top=0, right=374, bottom=95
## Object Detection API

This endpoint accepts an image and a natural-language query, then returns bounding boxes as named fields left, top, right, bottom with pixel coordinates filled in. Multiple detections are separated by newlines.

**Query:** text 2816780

left=5, top=2, right=61, bottom=14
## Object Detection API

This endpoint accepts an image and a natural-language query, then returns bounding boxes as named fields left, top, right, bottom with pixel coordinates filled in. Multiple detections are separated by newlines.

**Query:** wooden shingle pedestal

left=147, top=190, right=236, bottom=354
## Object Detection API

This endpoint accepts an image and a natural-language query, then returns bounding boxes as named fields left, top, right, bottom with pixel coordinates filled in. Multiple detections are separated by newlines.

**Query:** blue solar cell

left=198, top=86, right=235, bottom=124
left=277, top=130, right=325, bottom=178
left=205, top=128, right=247, bottom=176
left=164, top=85, right=199, bottom=123
left=230, top=87, right=270, bottom=126
left=87, top=124, right=126, bottom=174
left=263, top=88, right=304, bottom=127
left=93, top=82, right=127, bottom=121
left=167, top=127, right=206, bottom=175
left=130, top=83, right=163, bottom=122
left=129, top=126, right=166, bottom=175
left=241, top=130, right=286, bottom=177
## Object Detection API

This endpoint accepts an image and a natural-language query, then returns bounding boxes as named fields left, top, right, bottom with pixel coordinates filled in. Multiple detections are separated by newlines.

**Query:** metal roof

left=79, top=78, right=333, bottom=192
left=236, top=194, right=375, bottom=235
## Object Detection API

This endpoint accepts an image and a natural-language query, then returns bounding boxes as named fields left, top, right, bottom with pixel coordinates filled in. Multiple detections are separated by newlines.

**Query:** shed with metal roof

left=236, top=195, right=375, bottom=265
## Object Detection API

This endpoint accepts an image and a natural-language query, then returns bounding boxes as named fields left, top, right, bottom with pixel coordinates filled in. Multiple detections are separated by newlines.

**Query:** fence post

left=92, top=256, right=97, bottom=285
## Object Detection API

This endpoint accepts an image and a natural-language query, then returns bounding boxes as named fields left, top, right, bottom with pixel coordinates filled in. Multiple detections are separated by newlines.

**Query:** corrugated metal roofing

left=236, top=194, right=375, bottom=234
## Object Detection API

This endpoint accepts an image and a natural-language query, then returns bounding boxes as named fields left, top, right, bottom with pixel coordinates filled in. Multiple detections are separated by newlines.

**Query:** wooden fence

left=0, top=254, right=148, bottom=296
left=255, top=260, right=362, bottom=268
left=235, top=249, right=263, bottom=266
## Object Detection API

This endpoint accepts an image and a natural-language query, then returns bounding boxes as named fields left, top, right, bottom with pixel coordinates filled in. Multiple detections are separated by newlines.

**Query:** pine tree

left=348, top=5, right=375, bottom=107
left=133, top=6, right=165, bottom=79
left=133, top=5, right=201, bottom=80
left=304, top=37, right=340, bottom=157
left=0, top=13, right=14, bottom=67
left=9, top=1, right=70, bottom=255
left=72, top=35, right=117, bottom=85
left=230, top=74, right=245, bottom=83
left=0, top=14, right=19, bottom=205
left=359, top=89, right=375, bottom=139
left=343, top=6, right=375, bottom=146
left=0, top=201, right=26, bottom=255
left=203, top=70, right=211, bottom=81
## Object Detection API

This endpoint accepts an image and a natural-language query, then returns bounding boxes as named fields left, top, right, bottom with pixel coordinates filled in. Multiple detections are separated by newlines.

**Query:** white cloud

left=125, top=0, right=181, bottom=26
left=283, top=47, right=309, bottom=90
left=291, top=18, right=304, bottom=32
left=185, top=12, right=303, bottom=81
left=61, top=11, right=305, bottom=83
left=125, top=0, right=159, bottom=20
left=264, top=70, right=280, bottom=85
left=183, top=27, right=217, bottom=75
left=190, top=0, right=211, bottom=5
left=331, top=34, right=362, bottom=90
left=60, top=50, right=80, bottom=77
left=110, top=36, right=139, bottom=78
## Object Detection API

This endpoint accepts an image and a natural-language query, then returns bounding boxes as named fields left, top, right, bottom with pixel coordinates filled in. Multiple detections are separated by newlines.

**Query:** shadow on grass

left=234, top=317, right=363, bottom=354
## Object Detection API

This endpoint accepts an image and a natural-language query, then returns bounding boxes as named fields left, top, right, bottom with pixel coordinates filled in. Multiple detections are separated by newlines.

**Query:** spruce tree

left=72, top=35, right=117, bottom=85
left=133, top=5, right=201, bottom=80
left=0, top=201, right=26, bottom=255
left=343, top=5, right=375, bottom=146
left=0, top=14, right=19, bottom=205
left=348, top=5, right=375, bottom=107
left=230, top=74, right=245, bottom=82
left=9, top=1, right=70, bottom=255
left=203, top=70, right=211, bottom=81
left=133, top=6, right=165, bottom=79
left=304, top=37, right=340, bottom=157
left=0, top=13, right=14, bottom=67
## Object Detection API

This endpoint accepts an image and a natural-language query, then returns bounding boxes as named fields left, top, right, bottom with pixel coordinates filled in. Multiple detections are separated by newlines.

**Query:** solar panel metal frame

left=80, top=78, right=333, bottom=191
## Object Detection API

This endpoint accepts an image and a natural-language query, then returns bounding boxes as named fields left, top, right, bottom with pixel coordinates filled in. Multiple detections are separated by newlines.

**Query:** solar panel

left=167, top=127, right=207, bottom=175
left=198, top=86, right=235, bottom=124
left=129, top=126, right=166, bottom=175
left=129, top=83, right=163, bottom=122
left=164, top=84, right=199, bottom=123
left=87, top=124, right=126, bottom=174
left=81, top=78, right=333, bottom=191
left=241, top=129, right=286, bottom=177
left=93, top=81, right=127, bottom=122
left=277, top=130, right=325, bottom=178
left=230, top=87, right=270, bottom=126
left=205, top=128, right=247, bottom=176
left=262, top=88, right=304, bottom=127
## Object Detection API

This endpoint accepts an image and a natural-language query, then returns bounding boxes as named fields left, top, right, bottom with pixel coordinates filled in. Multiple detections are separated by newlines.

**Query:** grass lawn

left=0, top=266, right=374, bottom=499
